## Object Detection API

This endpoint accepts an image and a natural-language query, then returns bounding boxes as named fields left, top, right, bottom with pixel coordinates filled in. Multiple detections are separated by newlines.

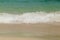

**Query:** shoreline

left=0, top=12, right=60, bottom=23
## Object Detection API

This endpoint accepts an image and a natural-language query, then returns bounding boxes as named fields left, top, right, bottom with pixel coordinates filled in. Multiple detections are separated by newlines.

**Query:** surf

left=0, top=11, right=60, bottom=24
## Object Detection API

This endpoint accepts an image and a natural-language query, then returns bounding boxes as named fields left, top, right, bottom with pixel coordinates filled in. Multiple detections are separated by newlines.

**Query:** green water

left=0, top=0, right=60, bottom=13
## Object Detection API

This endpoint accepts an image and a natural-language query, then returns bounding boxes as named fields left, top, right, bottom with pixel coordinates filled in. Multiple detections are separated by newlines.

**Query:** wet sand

left=0, top=23, right=60, bottom=40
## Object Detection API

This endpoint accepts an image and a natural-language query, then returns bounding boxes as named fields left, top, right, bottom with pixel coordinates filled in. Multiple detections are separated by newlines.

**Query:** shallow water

left=0, top=0, right=60, bottom=13
left=0, top=0, right=60, bottom=23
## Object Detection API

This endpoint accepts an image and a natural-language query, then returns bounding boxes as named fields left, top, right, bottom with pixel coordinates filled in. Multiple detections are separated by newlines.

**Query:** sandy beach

left=0, top=23, right=60, bottom=40
left=0, top=0, right=60, bottom=40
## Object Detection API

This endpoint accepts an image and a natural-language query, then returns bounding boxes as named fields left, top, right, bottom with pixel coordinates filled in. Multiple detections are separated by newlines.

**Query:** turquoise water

left=0, top=0, right=60, bottom=13
left=0, top=0, right=60, bottom=23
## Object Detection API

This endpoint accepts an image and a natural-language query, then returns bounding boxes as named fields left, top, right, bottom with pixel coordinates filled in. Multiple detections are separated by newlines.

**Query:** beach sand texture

left=0, top=23, right=60, bottom=40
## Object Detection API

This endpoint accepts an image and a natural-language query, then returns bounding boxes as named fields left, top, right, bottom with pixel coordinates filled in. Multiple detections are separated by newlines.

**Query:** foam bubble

left=0, top=12, right=60, bottom=24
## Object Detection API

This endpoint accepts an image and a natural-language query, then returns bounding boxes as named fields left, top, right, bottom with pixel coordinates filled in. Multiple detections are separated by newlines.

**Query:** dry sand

left=0, top=23, right=60, bottom=40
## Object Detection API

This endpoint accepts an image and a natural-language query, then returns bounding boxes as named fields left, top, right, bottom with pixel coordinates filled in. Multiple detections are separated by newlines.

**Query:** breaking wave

left=0, top=11, right=60, bottom=24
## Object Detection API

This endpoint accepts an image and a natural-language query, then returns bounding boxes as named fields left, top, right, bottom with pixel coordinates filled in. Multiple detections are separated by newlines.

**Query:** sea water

left=0, top=0, right=60, bottom=13
left=0, top=0, right=60, bottom=23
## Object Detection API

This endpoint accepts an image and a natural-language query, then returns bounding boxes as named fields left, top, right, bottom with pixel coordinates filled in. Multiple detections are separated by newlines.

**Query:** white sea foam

left=0, top=11, right=60, bottom=24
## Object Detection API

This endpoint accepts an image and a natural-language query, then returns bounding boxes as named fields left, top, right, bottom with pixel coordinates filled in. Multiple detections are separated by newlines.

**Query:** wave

left=0, top=11, right=60, bottom=24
